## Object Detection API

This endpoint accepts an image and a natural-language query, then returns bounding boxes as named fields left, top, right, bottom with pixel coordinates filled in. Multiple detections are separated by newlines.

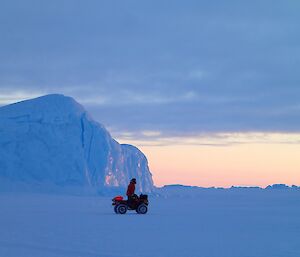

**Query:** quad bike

left=112, top=194, right=148, bottom=214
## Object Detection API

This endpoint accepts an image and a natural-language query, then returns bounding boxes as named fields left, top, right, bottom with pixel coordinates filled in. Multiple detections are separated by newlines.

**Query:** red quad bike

left=112, top=194, right=148, bottom=214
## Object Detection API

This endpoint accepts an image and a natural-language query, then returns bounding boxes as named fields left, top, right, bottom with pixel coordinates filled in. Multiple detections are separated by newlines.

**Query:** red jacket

left=126, top=182, right=135, bottom=196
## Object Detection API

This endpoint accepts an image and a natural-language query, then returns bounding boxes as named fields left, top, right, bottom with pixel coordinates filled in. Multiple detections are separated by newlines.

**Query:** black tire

left=137, top=204, right=148, bottom=214
left=114, top=205, right=119, bottom=214
left=117, top=204, right=127, bottom=214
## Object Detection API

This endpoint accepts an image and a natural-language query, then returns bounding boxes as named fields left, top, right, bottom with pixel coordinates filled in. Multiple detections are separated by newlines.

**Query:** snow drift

left=0, top=94, right=154, bottom=193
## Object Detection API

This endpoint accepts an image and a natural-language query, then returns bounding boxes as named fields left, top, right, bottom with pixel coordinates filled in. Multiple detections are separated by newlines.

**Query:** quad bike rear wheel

left=136, top=203, right=148, bottom=214
left=117, top=204, right=127, bottom=214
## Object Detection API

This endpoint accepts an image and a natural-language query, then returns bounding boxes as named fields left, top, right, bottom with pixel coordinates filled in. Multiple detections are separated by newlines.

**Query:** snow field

left=1, top=190, right=300, bottom=257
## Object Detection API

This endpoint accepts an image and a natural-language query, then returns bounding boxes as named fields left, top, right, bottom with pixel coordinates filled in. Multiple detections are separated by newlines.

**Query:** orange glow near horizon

left=118, top=133, right=300, bottom=188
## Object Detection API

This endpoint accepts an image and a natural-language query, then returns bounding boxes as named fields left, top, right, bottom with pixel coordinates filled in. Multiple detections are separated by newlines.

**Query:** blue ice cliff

left=0, top=94, right=154, bottom=193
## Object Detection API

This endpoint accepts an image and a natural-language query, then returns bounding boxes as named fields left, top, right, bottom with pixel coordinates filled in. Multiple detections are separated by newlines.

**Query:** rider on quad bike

left=127, top=178, right=136, bottom=203
left=112, top=178, right=148, bottom=214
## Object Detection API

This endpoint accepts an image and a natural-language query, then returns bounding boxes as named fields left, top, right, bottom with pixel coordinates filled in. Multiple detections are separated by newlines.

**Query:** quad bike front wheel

left=136, top=203, right=148, bottom=214
left=114, top=205, right=119, bottom=214
left=116, top=204, right=127, bottom=214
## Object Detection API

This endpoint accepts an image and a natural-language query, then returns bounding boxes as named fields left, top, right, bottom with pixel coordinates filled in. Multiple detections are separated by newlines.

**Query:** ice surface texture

left=0, top=94, right=153, bottom=193
left=1, top=191, right=300, bottom=257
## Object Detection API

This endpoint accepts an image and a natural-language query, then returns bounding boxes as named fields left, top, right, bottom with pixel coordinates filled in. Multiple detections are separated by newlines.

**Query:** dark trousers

left=127, top=195, right=135, bottom=208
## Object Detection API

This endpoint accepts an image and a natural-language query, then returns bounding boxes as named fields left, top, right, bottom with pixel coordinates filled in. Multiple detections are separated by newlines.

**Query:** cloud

left=187, top=69, right=207, bottom=80
left=141, top=131, right=162, bottom=137
left=116, top=132, right=300, bottom=147
left=0, top=0, right=300, bottom=136
left=0, top=90, right=44, bottom=106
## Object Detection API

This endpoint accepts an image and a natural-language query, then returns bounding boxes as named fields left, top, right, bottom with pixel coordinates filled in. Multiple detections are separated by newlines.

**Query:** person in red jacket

left=126, top=178, right=136, bottom=197
left=126, top=178, right=136, bottom=207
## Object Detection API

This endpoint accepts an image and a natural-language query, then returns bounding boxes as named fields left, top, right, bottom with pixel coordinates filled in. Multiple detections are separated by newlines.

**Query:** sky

left=1, top=0, right=300, bottom=187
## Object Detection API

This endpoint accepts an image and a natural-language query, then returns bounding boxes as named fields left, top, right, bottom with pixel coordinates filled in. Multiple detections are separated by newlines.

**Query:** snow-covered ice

left=0, top=94, right=154, bottom=192
left=1, top=190, right=300, bottom=257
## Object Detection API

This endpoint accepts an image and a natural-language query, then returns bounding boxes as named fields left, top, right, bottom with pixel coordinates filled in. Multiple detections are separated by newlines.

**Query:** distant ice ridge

left=154, top=184, right=300, bottom=198
left=0, top=94, right=154, bottom=193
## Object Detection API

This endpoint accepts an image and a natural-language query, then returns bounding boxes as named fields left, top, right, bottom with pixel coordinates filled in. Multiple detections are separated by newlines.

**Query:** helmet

left=131, top=178, right=136, bottom=184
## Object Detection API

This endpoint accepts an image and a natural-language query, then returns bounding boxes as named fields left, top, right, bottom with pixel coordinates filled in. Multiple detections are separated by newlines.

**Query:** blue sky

left=1, top=0, right=300, bottom=139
